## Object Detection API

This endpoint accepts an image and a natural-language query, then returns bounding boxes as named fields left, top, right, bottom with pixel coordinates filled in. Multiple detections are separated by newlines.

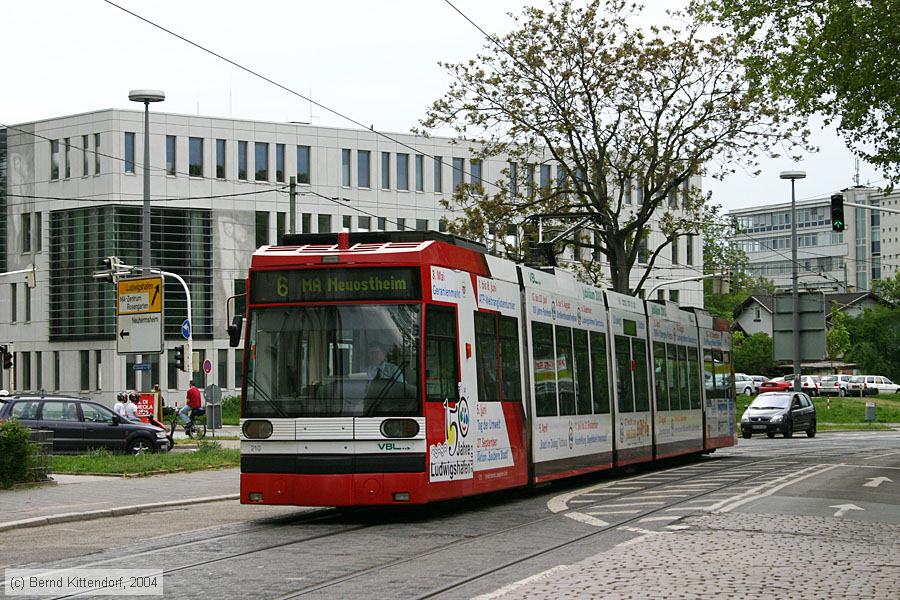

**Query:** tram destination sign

left=250, top=267, right=420, bottom=303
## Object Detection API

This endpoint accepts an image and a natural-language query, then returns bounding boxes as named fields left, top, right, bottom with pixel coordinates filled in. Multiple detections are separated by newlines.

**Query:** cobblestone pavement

left=491, top=513, right=900, bottom=599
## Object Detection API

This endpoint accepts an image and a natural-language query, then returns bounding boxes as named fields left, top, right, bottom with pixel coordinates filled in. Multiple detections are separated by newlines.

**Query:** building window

left=82, top=135, right=89, bottom=176
left=415, top=154, right=424, bottom=191
left=255, top=211, right=270, bottom=247
left=95, top=349, right=102, bottom=391
left=381, top=152, right=391, bottom=189
left=318, top=214, right=332, bottom=233
left=657, top=289, right=664, bottom=301
left=378, top=217, right=386, bottom=230
left=21, top=352, right=31, bottom=392
left=509, top=161, right=518, bottom=196
left=358, top=150, right=371, bottom=188
left=10, top=283, right=16, bottom=323
left=686, top=234, right=694, bottom=265
left=453, top=157, right=465, bottom=191
left=342, top=149, right=351, bottom=186
left=50, top=140, right=59, bottom=180
left=439, top=218, right=447, bottom=233
left=397, top=218, right=407, bottom=231
left=669, top=289, right=679, bottom=303
left=397, top=153, right=409, bottom=191
left=238, top=141, right=248, bottom=180
left=255, top=142, right=269, bottom=181
left=342, top=215, right=352, bottom=231
left=624, top=183, right=632, bottom=205
left=22, top=213, right=31, bottom=253
left=35, top=211, right=43, bottom=253
left=234, top=349, right=244, bottom=391
left=540, top=164, right=552, bottom=189
left=189, top=137, right=203, bottom=177
left=216, top=139, right=226, bottom=178
left=53, top=351, right=60, bottom=391
left=275, top=143, right=285, bottom=182
left=671, top=236, right=679, bottom=264
left=358, top=216, right=371, bottom=232
left=301, top=213, right=312, bottom=234
left=276, top=212, right=286, bottom=244
left=80, top=350, right=90, bottom=391
left=94, top=133, right=101, bottom=175
left=297, top=145, right=310, bottom=184
left=636, top=186, right=644, bottom=205
left=434, top=156, right=443, bottom=192
left=124, top=132, right=135, bottom=173
left=470, top=160, right=482, bottom=191
left=25, top=285, right=31, bottom=322
left=218, top=349, right=228, bottom=389
left=64, top=138, right=71, bottom=178
left=166, top=135, right=177, bottom=175
left=416, top=219, right=428, bottom=231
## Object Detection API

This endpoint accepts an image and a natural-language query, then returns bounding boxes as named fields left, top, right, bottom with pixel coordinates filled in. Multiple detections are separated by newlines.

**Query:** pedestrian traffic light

left=174, top=344, right=186, bottom=372
left=831, top=193, right=845, bottom=232
left=1, top=345, right=12, bottom=371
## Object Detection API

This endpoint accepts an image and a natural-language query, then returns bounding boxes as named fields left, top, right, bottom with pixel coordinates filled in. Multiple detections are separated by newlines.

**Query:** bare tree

left=419, top=0, right=810, bottom=295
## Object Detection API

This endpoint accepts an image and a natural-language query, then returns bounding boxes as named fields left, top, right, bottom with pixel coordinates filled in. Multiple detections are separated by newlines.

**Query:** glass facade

left=49, top=206, right=213, bottom=341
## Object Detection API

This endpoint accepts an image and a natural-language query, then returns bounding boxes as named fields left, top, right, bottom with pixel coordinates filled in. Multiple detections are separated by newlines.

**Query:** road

left=2, top=431, right=898, bottom=599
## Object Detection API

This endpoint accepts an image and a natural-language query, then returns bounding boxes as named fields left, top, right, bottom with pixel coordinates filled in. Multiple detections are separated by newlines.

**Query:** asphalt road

left=2, top=431, right=898, bottom=599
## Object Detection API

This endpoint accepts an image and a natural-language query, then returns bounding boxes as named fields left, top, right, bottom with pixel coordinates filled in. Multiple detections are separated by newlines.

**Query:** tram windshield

left=244, top=304, right=420, bottom=418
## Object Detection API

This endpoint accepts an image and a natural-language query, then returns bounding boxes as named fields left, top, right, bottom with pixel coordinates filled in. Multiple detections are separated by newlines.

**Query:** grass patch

left=51, top=442, right=240, bottom=476
left=223, top=395, right=240, bottom=426
left=736, top=394, right=900, bottom=428
left=818, top=423, right=892, bottom=431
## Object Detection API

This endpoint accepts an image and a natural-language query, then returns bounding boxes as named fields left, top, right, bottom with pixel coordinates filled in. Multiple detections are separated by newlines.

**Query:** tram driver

left=366, top=341, right=404, bottom=383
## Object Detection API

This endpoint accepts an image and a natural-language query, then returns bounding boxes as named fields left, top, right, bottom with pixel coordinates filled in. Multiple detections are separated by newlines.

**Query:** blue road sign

left=181, top=319, right=191, bottom=340
left=133, top=362, right=151, bottom=371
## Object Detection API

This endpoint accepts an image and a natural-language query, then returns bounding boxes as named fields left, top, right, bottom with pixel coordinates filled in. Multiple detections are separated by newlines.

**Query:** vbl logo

left=378, top=442, right=410, bottom=451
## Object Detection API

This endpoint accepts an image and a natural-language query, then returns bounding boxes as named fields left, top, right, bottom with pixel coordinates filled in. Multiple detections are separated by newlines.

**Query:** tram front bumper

left=241, top=472, right=428, bottom=506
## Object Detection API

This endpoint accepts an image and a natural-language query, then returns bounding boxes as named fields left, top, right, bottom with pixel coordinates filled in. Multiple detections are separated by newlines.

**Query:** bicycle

left=166, top=406, right=207, bottom=440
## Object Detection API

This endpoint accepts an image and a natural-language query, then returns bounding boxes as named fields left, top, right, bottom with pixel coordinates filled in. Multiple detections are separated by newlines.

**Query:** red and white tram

left=236, top=231, right=735, bottom=506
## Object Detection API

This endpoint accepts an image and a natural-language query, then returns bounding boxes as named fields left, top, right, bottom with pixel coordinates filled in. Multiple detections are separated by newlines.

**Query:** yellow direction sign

left=116, top=276, right=164, bottom=354
left=117, top=276, right=163, bottom=315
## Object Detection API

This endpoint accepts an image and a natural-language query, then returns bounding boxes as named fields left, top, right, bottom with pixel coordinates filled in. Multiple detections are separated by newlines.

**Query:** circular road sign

left=203, top=359, right=212, bottom=374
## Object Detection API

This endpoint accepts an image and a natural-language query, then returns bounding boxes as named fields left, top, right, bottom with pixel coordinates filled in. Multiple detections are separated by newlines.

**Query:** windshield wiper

left=244, top=372, right=290, bottom=419
left=366, top=360, right=409, bottom=417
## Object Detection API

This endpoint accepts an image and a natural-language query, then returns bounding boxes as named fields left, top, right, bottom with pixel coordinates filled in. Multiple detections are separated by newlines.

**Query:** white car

left=819, top=374, right=854, bottom=397
left=734, top=373, right=758, bottom=396
left=847, top=375, right=900, bottom=396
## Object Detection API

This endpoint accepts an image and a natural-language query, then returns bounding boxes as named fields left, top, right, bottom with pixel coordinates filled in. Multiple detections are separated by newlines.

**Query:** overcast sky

left=2, top=0, right=883, bottom=211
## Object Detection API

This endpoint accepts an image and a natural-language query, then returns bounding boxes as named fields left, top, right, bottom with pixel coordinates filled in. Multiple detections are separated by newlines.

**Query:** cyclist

left=179, top=380, right=202, bottom=431
left=114, top=392, right=128, bottom=419
left=124, top=391, right=142, bottom=423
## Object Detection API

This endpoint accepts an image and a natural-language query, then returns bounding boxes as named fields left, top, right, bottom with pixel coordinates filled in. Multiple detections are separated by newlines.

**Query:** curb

left=0, top=494, right=240, bottom=533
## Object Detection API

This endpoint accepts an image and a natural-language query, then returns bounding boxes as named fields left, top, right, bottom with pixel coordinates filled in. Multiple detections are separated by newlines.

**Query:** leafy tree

left=845, top=305, right=900, bottom=380
left=419, top=0, right=809, bottom=294
left=871, top=272, right=900, bottom=305
left=732, top=331, right=777, bottom=376
left=694, top=0, right=900, bottom=184
left=826, top=307, right=851, bottom=360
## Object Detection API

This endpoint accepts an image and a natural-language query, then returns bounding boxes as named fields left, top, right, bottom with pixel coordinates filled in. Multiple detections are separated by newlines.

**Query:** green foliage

left=826, top=307, right=851, bottom=360
left=694, top=0, right=900, bottom=185
left=420, top=0, right=809, bottom=294
left=871, top=273, right=900, bottom=305
left=732, top=331, right=777, bottom=376
left=51, top=447, right=240, bottom=475
left=222, top=395, right=240, bottom=426
left=0, top=419, right=34, bottom=488
left=845, top=305, right=900, bottom=379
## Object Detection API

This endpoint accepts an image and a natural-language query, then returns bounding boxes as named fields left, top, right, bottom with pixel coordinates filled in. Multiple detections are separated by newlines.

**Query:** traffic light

left=174, top=344, right=186, bottom=372
left=1, top=345, right=12, bottom=371
left=831, top=193, right=845, bottom=232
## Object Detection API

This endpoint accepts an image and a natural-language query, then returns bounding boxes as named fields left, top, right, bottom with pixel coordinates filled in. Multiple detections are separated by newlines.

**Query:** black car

left=0, top=394, right=169, bottom=454
left=739, top=392, right=817, bottom=439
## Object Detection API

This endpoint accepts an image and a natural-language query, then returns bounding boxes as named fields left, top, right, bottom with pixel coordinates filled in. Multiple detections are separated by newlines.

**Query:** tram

left=236, top=231, right=735, bottom=506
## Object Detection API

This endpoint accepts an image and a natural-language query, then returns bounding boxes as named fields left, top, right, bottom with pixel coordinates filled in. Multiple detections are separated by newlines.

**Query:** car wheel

left=806, top=419, right=816, bottom=438
left=766, top=431, right=776, bottom=438
left=839, top=388, right=846, bottom=397
left=128, top=437, right=155, bottom=455
left=743, top=387, right=753, bottom=396
left=742, top=431, right=752, bottom=439
left=783, top=419, right=793, bottom=439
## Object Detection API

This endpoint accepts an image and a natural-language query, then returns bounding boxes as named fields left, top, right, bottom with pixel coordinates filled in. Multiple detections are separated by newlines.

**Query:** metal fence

left=28, top=429, right=53, bottom=482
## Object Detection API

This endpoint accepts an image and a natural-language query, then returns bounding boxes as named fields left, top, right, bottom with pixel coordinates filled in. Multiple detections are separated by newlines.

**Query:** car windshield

left=244, top=304, right=420, bottom=418
left=749, top=395, right=791, bottom=410
left=849, top=376, right=863, bottom=382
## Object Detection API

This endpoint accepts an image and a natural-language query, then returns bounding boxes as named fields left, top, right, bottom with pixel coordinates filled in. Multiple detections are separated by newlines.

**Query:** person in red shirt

left=179, top=381, right=202, bottom=427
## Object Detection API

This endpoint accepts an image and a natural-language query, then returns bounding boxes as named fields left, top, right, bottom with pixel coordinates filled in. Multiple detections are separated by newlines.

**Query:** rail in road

left=5, top=434, right=899, bottom=599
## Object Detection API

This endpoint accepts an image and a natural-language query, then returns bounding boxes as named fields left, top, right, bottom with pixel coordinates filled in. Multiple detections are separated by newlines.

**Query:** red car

left=758, top=378, right=792, bottom=393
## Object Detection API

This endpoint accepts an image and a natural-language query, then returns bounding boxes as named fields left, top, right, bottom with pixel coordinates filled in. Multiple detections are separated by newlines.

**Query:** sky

left=1, top=0, right=883, bottom=211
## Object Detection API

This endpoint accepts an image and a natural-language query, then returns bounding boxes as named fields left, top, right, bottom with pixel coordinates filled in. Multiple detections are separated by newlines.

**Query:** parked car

left=750, top=375, right=770, bottom=388
left=758, top=376, right=819, bottom=396
left=740, top=392, right=817, bottom=439
left=758, top=377, right=791, bottom=393
left=734, top=373, right=758, bottom=396
left=819, top=374, right=854, bottom=397
left=0, top=394, right=169, bottom=454
left=846, top=375, right=899, bottom=396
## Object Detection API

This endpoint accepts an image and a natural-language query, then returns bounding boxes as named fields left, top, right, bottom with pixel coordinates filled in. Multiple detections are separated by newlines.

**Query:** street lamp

left=128, top=89, right=165, bottom=275
left=780, top=170, right=806, bottom=395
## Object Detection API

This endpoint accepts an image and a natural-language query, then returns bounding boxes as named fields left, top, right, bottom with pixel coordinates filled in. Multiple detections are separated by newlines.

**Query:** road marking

left=618, top=526, right=659, bottom=535
left=863, top=476, right=893, bottom=488
left=581, top=492, right=621, bottom=496
left=565, top=512, right=609, bottom=527
left=830, top=503, right=864, bottom=518
left=568, top=499, right=599, bottom=504
left=601, top=501, right=666, bottom=507
left=586, top=509, right=641, bottom=515
left=713, top=464, right=842, bottom=513
left=635, top=493, right=690, bottom=498
left=666, top=524, right=691, bottom=530
left=472, top=565, right=571, bottom=600
left=638, top=516, right=678, bottom=523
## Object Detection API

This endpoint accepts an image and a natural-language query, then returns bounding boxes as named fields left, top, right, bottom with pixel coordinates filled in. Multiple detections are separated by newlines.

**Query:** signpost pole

left=780, top=171, right=806, bottom=393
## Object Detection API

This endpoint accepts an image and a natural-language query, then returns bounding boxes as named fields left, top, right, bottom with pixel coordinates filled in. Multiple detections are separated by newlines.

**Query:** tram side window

left=703, top=349, right=717, bottom=402
left=689, top=347, right=702, bottom=409
left=474, top=312, right=500, bottom=402
left=555, top=325, right=576, bottom=416
left=712, top=350, right=726, bottom=400
left=589, top=332, right=610, bottom=414
left=425, top=306, right=459, bottom=402
left=532, top=322, right=557, bottom=417
left=677, top=345, right=690, bottom=410
left=499, top=316, right=522, bottom=403
left=614, top=335, right=634, bottom=413
left=654, top=342, right=668, bottom=412
left=721, top=351, right=733, bottom=399
left=573, top=329, right=592, bottom=415
left=632, top=339, right=650, bottom=412
left=665, top=343, right=678, bottom=410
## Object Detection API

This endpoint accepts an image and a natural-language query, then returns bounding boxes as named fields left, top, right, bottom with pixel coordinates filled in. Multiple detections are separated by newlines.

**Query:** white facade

left=0, top=108, right=704, bottom=401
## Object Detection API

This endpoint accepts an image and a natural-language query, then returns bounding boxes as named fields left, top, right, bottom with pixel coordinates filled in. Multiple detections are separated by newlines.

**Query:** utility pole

left=780, top=170, right=806, bottom=394
left=289, top=176, right=297, bottom=235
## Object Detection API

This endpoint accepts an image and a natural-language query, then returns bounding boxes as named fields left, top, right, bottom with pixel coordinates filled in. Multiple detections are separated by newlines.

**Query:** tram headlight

left=380, top=418, right=420, bottom=439
left=243, top=419, right=273, bottom=439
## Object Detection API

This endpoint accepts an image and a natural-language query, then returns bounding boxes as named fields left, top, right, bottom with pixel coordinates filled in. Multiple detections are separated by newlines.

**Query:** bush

left=197, top=440, right=222, bottom=453
left=0, top=420, right=34, bottom=488
left=222, top=395, right=240, bottom=425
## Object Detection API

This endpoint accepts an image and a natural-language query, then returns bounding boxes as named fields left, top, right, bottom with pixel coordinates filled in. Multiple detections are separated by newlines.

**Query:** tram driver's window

left=425, top=306, right=459, bottom=402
